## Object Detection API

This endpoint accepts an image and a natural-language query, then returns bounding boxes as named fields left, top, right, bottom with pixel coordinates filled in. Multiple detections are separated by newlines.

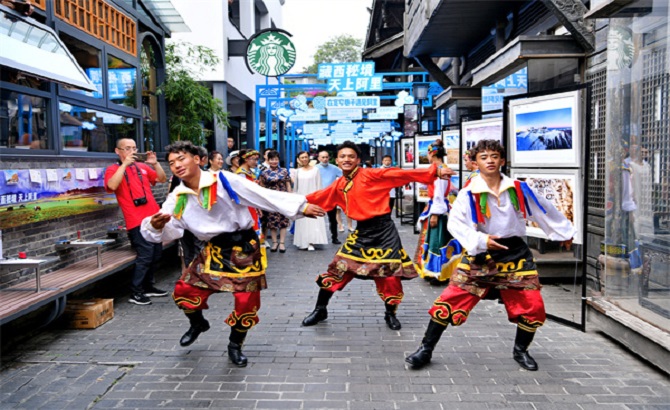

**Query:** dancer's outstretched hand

left=150, top=212, right=172, bottom=230
left=303, top=204, right=326, bottom=218
left=438, top=167, right=455, bottom=179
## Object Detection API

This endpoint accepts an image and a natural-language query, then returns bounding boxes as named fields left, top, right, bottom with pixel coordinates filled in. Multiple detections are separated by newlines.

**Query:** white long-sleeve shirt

left=447, top=174, right=576, bottom=255
left=141, top=170, right=307, bottom=244
left=429, top=177, right=451, bottom=216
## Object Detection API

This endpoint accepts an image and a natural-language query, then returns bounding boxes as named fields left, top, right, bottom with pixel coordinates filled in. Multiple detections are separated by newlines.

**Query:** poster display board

left=403, top=104, right=418, bottom=137
left=508, top=90, right=581, bottom=168
left=414, top=135, right=439, bottom=168
left=0, top=168, right=116, bottom=229
left=399, top=137, right=414, bottom=168
left=510, top=169, right=583, bottom=244
left=461, top=117, right=503, bottom=150
left=442, top=129, right=460, bottom=170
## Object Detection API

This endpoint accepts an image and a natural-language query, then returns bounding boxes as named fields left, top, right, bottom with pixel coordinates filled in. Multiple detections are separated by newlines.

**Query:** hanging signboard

left=318, top=62, right=383, bottom=92
left=318, top=62, right=375, bottom=79
left=327, top=76, right=383, bottom=92
left=303, top=123, right=330, bottom=134
left=368, top=106, right=402, bottom=120
left=482, top=67, right=528, bottom=112
left=325, top=96, right=380, bottom=109
left=246, top=29, right=296, bottom=77
left=327, top=108, right=363, bottom=121
left=290, top=112, right=322, bottom=122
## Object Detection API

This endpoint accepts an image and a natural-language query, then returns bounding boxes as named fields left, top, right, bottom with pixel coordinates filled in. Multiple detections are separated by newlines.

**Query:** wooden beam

left=540, top=0, right=595, bottom=52
left=413, top=54, right=454, bottom=89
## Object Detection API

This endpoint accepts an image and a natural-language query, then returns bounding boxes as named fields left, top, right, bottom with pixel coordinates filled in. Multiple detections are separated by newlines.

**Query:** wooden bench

left=0, top=245, right=137, bottom=326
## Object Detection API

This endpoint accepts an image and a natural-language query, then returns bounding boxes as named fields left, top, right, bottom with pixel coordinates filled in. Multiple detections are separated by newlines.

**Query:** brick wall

left=0, top=156, right=171, bottom=289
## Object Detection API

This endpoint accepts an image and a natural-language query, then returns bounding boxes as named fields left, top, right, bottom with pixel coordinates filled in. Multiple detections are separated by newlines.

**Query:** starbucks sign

left=246, top=29, right=296, bottom=77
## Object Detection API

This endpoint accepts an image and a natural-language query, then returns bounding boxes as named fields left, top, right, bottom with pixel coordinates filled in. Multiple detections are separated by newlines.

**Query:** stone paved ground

left=1, top=221, right=669, bottom=409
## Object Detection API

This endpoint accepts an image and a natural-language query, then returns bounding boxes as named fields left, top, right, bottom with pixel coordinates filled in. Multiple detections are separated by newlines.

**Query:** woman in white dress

left=292, top=151, right=329, bottom=250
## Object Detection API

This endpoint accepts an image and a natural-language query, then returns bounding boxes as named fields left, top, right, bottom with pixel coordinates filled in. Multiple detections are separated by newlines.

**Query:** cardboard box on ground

left=63, top=299, right=114, bottom=329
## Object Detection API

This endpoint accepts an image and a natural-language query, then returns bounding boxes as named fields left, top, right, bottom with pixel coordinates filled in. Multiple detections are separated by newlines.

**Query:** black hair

left=197, top=146, right=208, bottom=159
left=382, top=154, right=392, bottom=161
left=336, top=140, right=361, bottom=158
left=296, top=151, right=309, bottom=166
left=165, top=140, right=199, bottom=160
left=267, top=150, right=280, bottom=160
left=208, top=150, right=222, bottom=162
left=470, top=139, right=505, bottom=161
left=432, top=139, right=446, bottom=158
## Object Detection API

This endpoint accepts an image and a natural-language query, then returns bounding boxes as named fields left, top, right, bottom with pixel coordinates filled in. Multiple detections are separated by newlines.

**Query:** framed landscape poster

left=442, top=129, right=460, bottom=169
left=461, top=117, right=503, bottom=151
left=508, top=90, right=581, bottom=167
left=416, top=182, right=430, bottom=203
left=400, top=137, right=414, bottom=168
left=510, top=168, right=582, bottom=244
left=403, top=104, right=418, bottom=137
left=415, top=135, right=439, bottom=168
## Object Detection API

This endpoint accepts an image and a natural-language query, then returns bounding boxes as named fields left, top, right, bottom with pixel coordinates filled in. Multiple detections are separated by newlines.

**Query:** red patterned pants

left=173, top=280, right=261, bottom=331
left=428, top=284, right=545, bottom=331
left=316, top=272, right=404, bottom=305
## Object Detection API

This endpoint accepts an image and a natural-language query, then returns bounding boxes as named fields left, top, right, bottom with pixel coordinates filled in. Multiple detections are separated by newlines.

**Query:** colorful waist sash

left=451, top=236, right=541, bottom=297
left=327, top=213, right=418, bottom=280
left=181, top=229, right=267, bottom=293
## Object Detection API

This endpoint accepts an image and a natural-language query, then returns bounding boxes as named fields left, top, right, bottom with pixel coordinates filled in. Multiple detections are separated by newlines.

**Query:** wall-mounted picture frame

left=508, top=90, right=581, bottom=168
left=415, top=135, right=439, bottom=168
left=461, top=117, right=503, bottom=151
left=399, top=137, right=415, bottom=168
left=416, top=182, right=430, bottom=203
left=510, top=168, right=582, bottom=244
left=442, top=129, right=460, bottom=169
left=403, top=104, right=418, bottom=137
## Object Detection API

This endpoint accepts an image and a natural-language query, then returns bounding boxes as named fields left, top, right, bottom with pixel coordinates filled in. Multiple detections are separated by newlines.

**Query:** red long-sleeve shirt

left=306, top=164, right=438, bottom=221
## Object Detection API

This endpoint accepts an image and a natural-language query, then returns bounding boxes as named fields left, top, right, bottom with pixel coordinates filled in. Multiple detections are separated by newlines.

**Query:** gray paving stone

left=1, top=219, right=668, bottom=410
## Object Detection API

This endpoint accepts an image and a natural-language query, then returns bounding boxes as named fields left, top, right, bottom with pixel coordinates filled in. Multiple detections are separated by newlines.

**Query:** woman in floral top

left=259, top=150, right=292, bottom=253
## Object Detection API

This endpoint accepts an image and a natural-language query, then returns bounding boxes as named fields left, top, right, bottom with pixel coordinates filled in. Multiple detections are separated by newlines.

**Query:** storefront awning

left=470, top=35, right=585, bottom=87
left=141, top=0, right=190, bottom=33
left=0, top=6, right=97, bottom=92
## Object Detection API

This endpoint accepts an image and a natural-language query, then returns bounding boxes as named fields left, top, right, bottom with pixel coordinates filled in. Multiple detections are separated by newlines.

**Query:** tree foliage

left=302, top=34, right=363, bottom=74
left=160, top=42, right=229, bottom=145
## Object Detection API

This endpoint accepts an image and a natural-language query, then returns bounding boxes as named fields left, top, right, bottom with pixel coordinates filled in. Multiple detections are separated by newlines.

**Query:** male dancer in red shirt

left=302, top=141, right=454, bottom=330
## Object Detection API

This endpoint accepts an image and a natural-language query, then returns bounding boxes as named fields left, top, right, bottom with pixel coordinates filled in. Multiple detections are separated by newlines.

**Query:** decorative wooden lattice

left=641, top=45, right=669, bottom=216
left=31, top=0, right=46, bottom=10
left=54, top=0, right=136, bottom=56
left=586, top=68, right=606, bottom=211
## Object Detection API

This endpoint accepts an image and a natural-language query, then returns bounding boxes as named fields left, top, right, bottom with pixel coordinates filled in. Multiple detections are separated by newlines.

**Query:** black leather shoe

left=332, top=238, right=341, bottom=245
left=405, top=345, right=433, bottom=369
left=302, top=307, right=327, bottom=326
left=228, top=342, right=248, bottom=367
left=513, top=345, right=538, bottom=371
left=384, top=312, right=402, bottom=330
left=179, top=320, right=210, bottom=347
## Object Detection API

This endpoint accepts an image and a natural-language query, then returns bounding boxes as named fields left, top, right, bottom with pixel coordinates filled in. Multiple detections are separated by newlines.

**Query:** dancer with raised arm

left=141, top=141, right=325, bottom=367
left=301, top=141, right=454, bottom=330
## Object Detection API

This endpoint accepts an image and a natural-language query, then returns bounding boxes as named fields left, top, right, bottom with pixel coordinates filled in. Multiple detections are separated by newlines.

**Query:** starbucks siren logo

left=246, top=30, right=296, bottom=77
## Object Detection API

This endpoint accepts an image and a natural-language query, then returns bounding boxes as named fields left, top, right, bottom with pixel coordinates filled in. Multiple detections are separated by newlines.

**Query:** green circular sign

left=246, top=30, right=296, bottom=77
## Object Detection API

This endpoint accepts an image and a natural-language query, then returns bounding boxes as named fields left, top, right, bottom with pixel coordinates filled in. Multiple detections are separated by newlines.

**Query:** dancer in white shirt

left=142, top=141, right=324, bottom=367
left=406, top=139, right=575, bottom=371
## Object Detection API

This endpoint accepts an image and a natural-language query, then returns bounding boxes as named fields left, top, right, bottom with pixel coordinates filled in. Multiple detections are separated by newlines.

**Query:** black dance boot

left=405, top=320, right=447, bottom=369
left=512, top=326, right=538, bottom=371
left=228, top=328, right=248, bottom=367
left=179, top=311, right=210, bottom=347
left=302, top=289, right=333, bottom=326
left=384, top=303, right=402, bottom=330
